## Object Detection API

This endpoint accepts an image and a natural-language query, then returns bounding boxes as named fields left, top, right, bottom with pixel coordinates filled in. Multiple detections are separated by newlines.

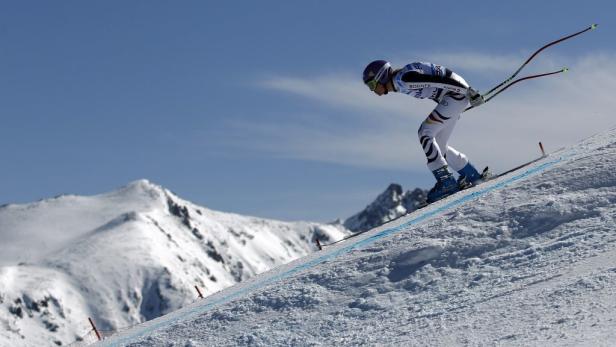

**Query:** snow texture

left=101, top=127, right=616, bottom=346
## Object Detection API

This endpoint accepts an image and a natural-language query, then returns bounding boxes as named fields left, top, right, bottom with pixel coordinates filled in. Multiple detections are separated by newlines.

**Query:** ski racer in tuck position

left=363, top=60, right=487, bottom=203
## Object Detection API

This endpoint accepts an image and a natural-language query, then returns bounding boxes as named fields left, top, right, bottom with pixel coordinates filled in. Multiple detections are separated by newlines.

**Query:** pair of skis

left=315, top=142, right=548, bottom=250
left=411, top=142, right=547, bottom=209
left=421, top=141, right=548, bottom=207
left=464, top=23, right=598, bottom=112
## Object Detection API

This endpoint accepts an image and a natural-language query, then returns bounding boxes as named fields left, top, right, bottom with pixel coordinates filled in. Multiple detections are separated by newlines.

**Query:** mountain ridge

left=344, top=183, right=427, bottom=233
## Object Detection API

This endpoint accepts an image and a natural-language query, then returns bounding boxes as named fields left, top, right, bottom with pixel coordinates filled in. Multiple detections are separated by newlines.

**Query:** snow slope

left=101, top=127, right=616, bottom=346
left=0, top=180, right=348, bottom=346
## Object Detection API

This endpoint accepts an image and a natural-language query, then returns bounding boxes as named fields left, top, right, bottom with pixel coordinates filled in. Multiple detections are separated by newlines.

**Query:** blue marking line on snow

left=102, top=156, right=563, bottom=346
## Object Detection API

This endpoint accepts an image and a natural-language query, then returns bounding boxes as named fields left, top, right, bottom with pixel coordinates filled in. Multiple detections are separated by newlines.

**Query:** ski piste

left=465, top=23, right=598, bottom=112
left=103, top=140, right=580, bottom=346
left=316, top=142, right=549, bottom=250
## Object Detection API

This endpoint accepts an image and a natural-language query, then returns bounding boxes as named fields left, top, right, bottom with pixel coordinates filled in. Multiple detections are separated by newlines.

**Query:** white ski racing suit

left=392, top=62, right=472, bottom=172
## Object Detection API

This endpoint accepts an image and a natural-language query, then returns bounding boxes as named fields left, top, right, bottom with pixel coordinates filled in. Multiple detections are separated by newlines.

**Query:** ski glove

left=467, top=87, right=485, bottom=107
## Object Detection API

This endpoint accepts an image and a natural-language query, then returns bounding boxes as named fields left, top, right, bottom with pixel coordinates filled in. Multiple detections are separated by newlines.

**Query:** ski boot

left=426, top=166, right=459, bottom=203
left=457, top=162, right=490, bottom=190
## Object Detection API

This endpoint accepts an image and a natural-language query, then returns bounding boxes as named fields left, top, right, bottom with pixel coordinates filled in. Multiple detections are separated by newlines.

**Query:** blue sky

left=0, top=1, right=614, bottom=222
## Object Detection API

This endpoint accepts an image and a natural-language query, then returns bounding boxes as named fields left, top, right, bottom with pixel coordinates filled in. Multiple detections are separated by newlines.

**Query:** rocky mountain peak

left=343, top=184, right=427, bottom=233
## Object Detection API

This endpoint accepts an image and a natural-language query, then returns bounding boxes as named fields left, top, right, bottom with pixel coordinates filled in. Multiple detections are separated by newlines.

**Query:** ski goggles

left=365, top=79, right=380, bottom=91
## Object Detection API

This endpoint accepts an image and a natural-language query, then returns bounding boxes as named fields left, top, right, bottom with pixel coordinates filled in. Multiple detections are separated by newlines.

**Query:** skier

left=362, top=60, right=486, bottom=203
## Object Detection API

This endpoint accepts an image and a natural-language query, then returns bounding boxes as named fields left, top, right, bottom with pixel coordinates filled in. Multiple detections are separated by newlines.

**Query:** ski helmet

left=363, top=60, right=392, bottom=91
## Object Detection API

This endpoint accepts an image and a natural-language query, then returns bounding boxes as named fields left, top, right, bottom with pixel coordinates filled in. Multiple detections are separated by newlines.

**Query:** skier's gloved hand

left=467, top=87, right=485, bottom=107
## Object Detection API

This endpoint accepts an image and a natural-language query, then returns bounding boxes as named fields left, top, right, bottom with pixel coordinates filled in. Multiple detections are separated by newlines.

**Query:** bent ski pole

left=464, top=24, right=597, bottom=113
left=484, top=24, right=597, bottom=98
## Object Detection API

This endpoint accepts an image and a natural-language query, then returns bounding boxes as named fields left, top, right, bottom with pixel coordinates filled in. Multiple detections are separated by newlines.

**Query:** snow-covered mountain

left=0, top=180, right=349, bottom=346
left=100, top=127, right=616, bottom=346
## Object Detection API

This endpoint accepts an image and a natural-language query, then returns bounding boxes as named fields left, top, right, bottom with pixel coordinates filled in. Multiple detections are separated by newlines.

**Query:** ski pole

left=483, top=24, right=597, bottom=98
left=464, top=24, right=597, bottom=112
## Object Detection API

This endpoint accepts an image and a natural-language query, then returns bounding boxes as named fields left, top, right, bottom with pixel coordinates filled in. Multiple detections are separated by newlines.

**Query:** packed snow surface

left=101, top=127, right=616, bottom=346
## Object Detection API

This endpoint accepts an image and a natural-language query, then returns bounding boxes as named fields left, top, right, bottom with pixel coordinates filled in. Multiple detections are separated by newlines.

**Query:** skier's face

left=373, top=82, right=387, bottom=96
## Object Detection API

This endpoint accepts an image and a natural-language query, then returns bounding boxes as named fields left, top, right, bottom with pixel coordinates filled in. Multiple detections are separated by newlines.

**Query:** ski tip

left=562, top=67, right=569, bottom=73
left=591, top=23, right=598, bottom=30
